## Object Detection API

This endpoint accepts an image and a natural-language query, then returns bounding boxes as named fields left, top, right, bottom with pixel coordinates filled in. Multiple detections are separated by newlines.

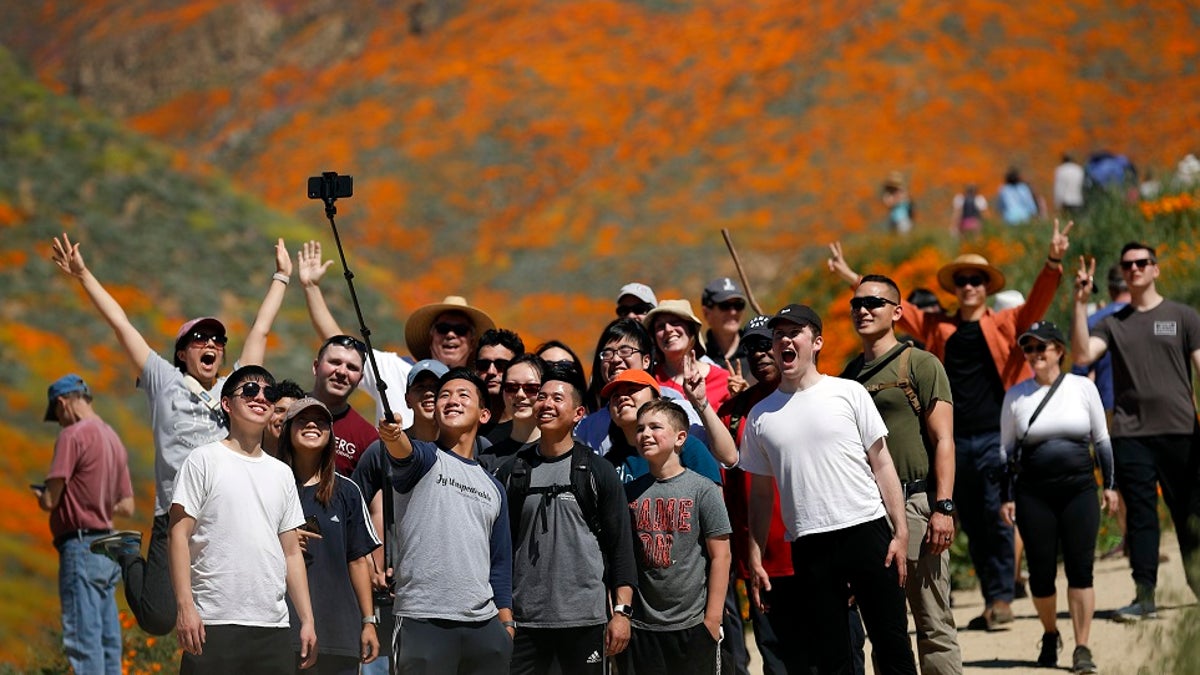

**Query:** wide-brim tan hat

left=642, top=299, right=706, bottom=357
left=936, top=254, right=1006, bottom=295
left=404, top=296, right=496, bottom=360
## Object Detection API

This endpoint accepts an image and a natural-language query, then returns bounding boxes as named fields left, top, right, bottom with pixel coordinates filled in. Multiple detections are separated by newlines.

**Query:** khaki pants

left=905, top=492, right=963, bottom=675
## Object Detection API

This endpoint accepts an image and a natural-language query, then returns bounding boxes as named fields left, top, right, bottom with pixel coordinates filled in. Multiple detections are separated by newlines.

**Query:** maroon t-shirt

left=47, top=417, right=133, bottom=539
left=332, top=405, right=380, bottom=476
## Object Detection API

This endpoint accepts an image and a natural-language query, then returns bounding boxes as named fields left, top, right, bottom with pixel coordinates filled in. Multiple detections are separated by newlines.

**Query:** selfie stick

left=315, top=172, right=396, bottom=424
left=721, top=229, right=765, bottom=315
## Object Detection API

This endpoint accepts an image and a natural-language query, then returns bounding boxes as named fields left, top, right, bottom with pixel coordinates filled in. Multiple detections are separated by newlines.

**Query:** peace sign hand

left=1049, top=219, right=1073, bottom=261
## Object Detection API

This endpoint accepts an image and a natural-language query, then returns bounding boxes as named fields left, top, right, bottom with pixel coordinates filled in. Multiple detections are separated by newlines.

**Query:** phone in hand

left=302, top=515, right=322, bottom=535
left=30, top=483, right=46, bottom=495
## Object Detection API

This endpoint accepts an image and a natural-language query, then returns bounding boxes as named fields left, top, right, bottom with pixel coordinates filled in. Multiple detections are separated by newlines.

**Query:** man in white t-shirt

left=169, top=365, right=317, bottom=674
left=742, top=304, right=916, bottom=674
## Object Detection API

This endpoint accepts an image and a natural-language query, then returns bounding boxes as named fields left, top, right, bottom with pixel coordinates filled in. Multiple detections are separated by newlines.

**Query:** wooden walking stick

left=721, top=229, right=764, bottom=315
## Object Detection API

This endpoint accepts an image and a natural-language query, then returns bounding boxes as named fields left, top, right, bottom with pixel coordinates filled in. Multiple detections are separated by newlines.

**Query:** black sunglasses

left=714, top=300, right=746, bottom=311
left=742, top=338, right=773, bottom=354
left=475, top=358, right=511, bottom=373
left=235, top=381, right=269, bottom=400
left=1021, top=342, right=1049, bottom=354
left=1119, top=258, right=1155, bottom=271
left=616, top=302, right=654, bottom=318
left=953, top=274, right=987, bottom=288
left=322, top=334, right=367, bottom=354
left=502, top=382, right=542, bottom=396
left=850, top=296, right=899, bottom=311
left=188, top=331, right=228, bottom=346
left=434, top=322, right=472, bottom=336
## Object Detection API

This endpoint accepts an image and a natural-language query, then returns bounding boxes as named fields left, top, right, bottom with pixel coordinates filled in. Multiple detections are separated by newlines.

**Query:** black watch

left=934, top=499, right=955, bottom=516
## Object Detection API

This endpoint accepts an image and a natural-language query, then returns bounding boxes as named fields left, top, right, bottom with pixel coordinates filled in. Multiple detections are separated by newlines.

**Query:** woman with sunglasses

left=478, top=355, right=545, bottom=472
left=279, top=397, right=382, bottom=674
left=998, top=322, right=1115, bottom=673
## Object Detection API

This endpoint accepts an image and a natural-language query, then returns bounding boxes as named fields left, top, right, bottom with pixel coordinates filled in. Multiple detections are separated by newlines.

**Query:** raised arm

left=826, top=241, right=862, bottom=287
left=1070, top=256, right=1108, bottom=367
left=866, top=437, right=908, bottom=587
left=1014, top=220, right=1070, bottom=330
left=238, top=238, right=292, bottom=366
left=682, top=354, right=738, bottom=466
left=51, top=234, right=152, bottom=376
left=297, top=240, right=344, bottom=341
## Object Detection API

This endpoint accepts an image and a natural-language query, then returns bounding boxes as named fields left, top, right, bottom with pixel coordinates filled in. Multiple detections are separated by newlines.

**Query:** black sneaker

left=1037, top=631, right=1061, bottom=667
left=1072, top=645, right=1097, bottom=674
left=90, top=530, right=142, bottom=562
left=1112, top=597, right=1158, bottom=623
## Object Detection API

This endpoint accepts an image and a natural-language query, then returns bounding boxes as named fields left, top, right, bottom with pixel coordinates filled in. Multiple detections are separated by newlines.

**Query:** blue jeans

left=954, top=430, right=1015, bottom=606
left=58, top=533, right=123, bottom=675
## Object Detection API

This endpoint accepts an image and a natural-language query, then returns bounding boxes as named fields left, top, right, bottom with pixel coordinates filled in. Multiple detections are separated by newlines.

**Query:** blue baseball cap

left=45, top=374, right=90, bottom=422
left=407, top=359, right=450, bottom=387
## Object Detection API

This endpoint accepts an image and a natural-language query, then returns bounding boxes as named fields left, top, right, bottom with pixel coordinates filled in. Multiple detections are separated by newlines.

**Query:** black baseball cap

left=766, top=304, right=822, bottom=333
left=1018, top=321, right=1066, bottom=345
left=742, top=315, right=772, bottom=341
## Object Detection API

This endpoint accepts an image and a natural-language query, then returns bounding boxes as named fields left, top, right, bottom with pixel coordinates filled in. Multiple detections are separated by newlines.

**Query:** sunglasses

left=598, top=346, right=643, bottom=361
left=434, top=322, right=472, bottom=336
left=616, top=302, right=654, bottom=318
left=742, top=338, right=773, bottom=354
left=713, top=300, right=746, bottom=312
left=953, top=274, right=987, bottom=288
left=188, top=331, right=228, bottom=347
left=1119, top=258, right=1155, bottom=271
left=475, top=358, right=511, bottom=373
left=234, top=381, right=270, bottom=400
left=323, top=334, right=367, bottom=353
left=850, top=296, right=899, bottom=311
left=502, top=382, right=542, bottom=396
left=1021, top=342, right=1050, bottom=354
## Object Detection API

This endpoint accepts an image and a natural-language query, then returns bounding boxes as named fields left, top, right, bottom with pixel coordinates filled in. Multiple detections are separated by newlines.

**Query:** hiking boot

left=1072, top=645, right=1098, bottom=674
left=90, top=530, right=142, bottom=563
left=1113, top=587, right=1157, bottom=623
left=1037, top=631, right=1061, bottom=667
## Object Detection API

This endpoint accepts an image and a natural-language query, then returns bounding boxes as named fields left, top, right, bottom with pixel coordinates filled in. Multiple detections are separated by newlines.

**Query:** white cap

left=617, top=282, right=657, bottom=306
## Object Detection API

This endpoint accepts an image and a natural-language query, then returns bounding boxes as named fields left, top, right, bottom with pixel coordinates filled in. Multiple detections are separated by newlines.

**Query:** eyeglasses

left=234, top=381, right=269, bottom=400
left=713, top=300, right=746, bottom=312
left=475, top=358, right=511, bottom=373
left=1021, top=342, right=1049, bottom=354
left=434, top=322, right=472, bottom=336
left=599, top=346, right=643, bottom=361
left=502, top=382, right=542, bottom=396
left=322, top=334, right=367, bottom=354
left=953, top=274, right=987, bottom=288
left=1119, top=258, right=1155, bottom=271
left=616, top=302, right=654, bottom=318
left=742, top=338, right=772, bottom=354
left=849, top=296, right=899, bottom=311
left=188, top=331, right=228, bottom=347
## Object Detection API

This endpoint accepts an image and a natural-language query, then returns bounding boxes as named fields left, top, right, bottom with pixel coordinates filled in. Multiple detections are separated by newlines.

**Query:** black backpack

left=497, top=443, right=602, bottom=547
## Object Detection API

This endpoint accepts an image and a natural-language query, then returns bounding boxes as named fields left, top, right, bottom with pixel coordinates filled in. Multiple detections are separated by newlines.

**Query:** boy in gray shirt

left=625, top=399, right=731, bottom=675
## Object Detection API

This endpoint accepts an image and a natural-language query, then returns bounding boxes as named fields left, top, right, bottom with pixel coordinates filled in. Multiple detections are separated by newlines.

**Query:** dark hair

left=907, top=288, right=943, bottom=312
left=316, top=334, right=367, bottom=362
left=541, top=361, right=587, bottom=407
left=220, top=365, right=276, bottom=399
left=535, top=340, right=587, bottom=381
left=267, top=379, right=306, bottom=403
left=858, top=274, right=901, bottom=301
left=1005, top=167, right=1022, bottom=185
left=1106, top=264, right=1128, bottom=295
left=278, top=408, right=337, bottom=506
left=585, top=318, right=653, bottom=412
left=477, top=328, right=525, bottom=359
left=502, top=354, right=546, bottom=384
left=439, top=367, right=488, bottom=402
left=1120, top=241, right=1156, bottom=260
left=637, top=398, right=689, bottom=436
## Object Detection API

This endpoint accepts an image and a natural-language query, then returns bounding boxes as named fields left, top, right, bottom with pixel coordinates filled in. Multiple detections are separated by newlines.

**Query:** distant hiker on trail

left=882, top=170, right=916, bottom=235
left=997, top=167, right=1040, bottom=225
left=951, top=184, right=987, bottom=237
left=1054, top=154, right=1085, bottom=216
left=50, top=233, right=289, bottom=636
left=38, top=374, right=134, bottom=675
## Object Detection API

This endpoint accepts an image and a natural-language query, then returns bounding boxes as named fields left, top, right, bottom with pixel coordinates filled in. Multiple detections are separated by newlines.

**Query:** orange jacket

left=898, top=263, right=1063, bottom=389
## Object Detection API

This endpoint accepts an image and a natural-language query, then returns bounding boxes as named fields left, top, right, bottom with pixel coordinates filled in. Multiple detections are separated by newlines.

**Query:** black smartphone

left=302, top=515, right=322, bottom=535
left=307, top=173, right=353, bottom=200
left=30, top=483, right=45, bottom=494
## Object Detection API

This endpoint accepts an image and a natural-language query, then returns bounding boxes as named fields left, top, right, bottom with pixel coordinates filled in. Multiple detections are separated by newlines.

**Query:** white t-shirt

left=172, top=441, right=305, bottom=626
left=740, top=376, right=888, bottom=540
left=360, top=349, right=414, bottom=428
left=1000, top=373, right=1109, bottom=457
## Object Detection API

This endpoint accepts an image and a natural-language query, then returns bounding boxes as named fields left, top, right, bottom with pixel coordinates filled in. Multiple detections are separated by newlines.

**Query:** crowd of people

left=36, top=221, right=1200, bottom=675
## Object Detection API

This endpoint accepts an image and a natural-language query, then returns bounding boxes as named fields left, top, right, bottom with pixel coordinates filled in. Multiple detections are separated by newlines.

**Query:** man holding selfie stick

left=38, top=374, right=135, bottom=675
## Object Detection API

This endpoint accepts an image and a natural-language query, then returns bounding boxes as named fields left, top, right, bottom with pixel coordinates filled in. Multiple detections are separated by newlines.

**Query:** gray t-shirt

left=1093, top=300, right=1200, bottom=437
left=139, top=353, right=229, bottom=516
left=512, top=450, right=607, bottom=628
left=625, top=469, right=731, bottom=631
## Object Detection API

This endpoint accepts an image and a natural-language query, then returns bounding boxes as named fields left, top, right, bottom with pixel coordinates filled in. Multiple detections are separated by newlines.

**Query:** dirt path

left=744, top=532, right=1193, bottom=674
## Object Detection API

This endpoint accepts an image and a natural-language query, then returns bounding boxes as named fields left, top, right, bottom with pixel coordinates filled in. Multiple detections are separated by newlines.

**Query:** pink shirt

left=47, top=417, right=133, bottom=538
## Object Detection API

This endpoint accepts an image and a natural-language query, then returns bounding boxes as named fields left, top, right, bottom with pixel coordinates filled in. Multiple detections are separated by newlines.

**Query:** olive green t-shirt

left=842, top=344, right=953, bottom=484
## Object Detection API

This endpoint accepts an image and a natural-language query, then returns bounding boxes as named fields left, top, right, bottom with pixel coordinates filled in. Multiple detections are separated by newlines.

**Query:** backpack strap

left=858, top=344, right=923, bottom=417
left=500, top=447, right=535, bottom=547
left=500, top=444, right=602, bottom=543
left=569, top=444, right=601, bottom=538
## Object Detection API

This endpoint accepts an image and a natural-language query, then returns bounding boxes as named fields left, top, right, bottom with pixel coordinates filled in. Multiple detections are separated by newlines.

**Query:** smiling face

left=267, top=395, right=299, bottom=446
left=405, top=373, right=441, bottom=425
left=1021, top=338, right=1064, bottom=375
left=952, top=269, right=990, bottom=310
left=607, top=381, right=657, bottom=429
left=288, top=407, right=332, bottom=454
left=534, top=380, right=585, bottom=434
left=312, top=345, right=364, bottom=406
left=600, top=336, right=651, bottom=384
left=701, top=299, right=746, bottom=338
left=222, top=377, right=273, bottom=428
left=502, top=362, right=541, bottom=423
left=851, top=281, right=902, bottom=339
left=177, top=333, right=226, bottom=383
left=435, top=377, right=489, bottom=432
left=476, top=344, right=516, bottom=397
left=772, top=322, right=822, bottom=383
left=430, top=310, right=475, bottom=368
left=652, top=314, right=695, bottom=359
left=635, top=409, right=686, bottom=464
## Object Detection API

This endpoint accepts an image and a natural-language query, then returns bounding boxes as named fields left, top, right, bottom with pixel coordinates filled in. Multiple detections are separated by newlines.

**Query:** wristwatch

left=613, top=604, right=633, bottom=618
left=362, top=615, right=379, bottom=625
left=934, top=499, right=956, bottom=516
